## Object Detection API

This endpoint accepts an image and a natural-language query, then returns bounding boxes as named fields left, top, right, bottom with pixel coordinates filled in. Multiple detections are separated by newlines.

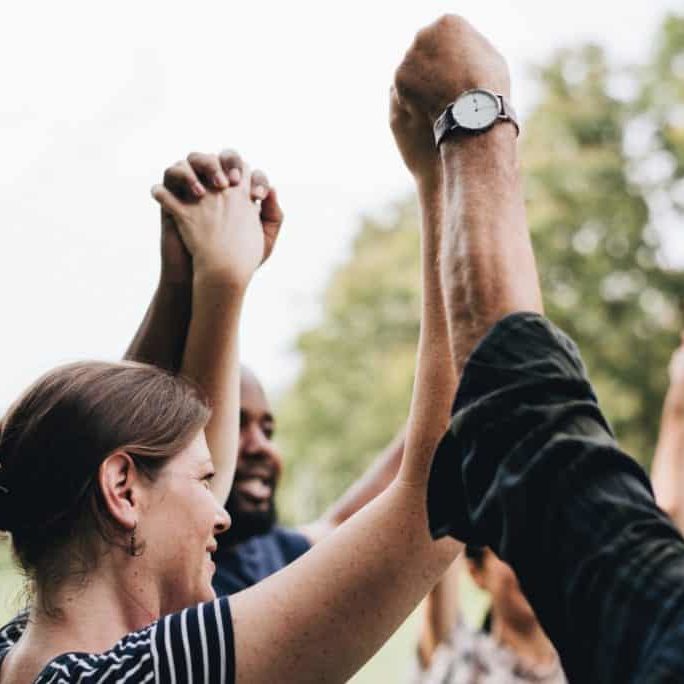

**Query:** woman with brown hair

left=0, top=140, right=461, bottom=682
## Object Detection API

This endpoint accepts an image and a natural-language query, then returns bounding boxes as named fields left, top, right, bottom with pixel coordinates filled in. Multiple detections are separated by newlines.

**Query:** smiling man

left=212, top=366, right=405, bottom=595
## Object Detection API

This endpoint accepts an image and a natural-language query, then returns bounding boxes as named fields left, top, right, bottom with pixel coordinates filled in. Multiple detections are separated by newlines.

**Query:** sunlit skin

left=141, top=430, right=231, bottom=614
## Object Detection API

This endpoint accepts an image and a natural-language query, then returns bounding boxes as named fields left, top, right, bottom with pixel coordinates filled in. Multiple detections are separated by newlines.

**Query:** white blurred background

left=0, top=0, right=679, bottom=407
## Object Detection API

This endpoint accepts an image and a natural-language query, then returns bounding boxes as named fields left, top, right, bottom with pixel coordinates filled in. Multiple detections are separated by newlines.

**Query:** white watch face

left=451, top=90, right=501, bottom=130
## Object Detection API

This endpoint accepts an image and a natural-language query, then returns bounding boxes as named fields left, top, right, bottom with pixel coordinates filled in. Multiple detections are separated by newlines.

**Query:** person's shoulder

left=0, top=611, right=27, bottom=654
left=34, top=623, right=157, bottom=682
left=270, top=526, right=312, bottom=557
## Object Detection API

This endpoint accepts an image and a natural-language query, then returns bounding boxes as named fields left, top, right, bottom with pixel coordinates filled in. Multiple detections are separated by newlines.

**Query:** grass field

left=0, top=542, right=488, bottom=682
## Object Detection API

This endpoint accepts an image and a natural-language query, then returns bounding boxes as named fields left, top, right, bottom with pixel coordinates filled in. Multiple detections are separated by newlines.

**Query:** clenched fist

left=394, top=15, right=510, bottom=123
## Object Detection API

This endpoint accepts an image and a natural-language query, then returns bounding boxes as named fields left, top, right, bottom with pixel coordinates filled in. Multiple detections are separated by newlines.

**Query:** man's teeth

left=237, top=477, right=272, bottom=499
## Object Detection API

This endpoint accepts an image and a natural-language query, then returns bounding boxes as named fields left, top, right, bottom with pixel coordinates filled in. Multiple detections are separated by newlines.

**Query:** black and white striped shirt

left=0, top=597, right=235, bottom=683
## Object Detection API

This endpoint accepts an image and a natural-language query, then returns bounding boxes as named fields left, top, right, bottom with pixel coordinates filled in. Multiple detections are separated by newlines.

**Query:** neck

left=13, top=553, right=160, bottom=672
left=490, top=613, right=557, bottom=669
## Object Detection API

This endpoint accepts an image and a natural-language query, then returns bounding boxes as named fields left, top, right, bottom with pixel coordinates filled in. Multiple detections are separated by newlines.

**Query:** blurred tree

left=524, top=36, right=682, bottom=462
left=277, top=16, right=684, bottom=522
left=277, top=202, right=421, bottom=521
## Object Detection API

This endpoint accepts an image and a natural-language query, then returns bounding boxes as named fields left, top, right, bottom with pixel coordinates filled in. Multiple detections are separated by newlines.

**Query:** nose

left=214, top=506, right=231, bottom=535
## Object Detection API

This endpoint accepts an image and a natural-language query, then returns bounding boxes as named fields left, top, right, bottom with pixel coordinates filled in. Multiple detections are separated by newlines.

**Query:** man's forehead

left=240, top=368, right=273, bottom=416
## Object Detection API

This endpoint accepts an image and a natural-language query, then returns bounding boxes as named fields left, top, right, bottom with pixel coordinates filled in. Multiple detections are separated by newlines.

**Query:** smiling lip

left=235, top=477, right=273, bottom=501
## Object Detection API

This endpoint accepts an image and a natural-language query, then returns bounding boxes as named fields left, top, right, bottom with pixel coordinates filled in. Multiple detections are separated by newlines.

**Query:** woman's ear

left=98, top=451, right=142, bottom=530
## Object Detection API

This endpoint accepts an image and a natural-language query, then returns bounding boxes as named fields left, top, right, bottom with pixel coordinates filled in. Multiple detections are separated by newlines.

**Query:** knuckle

left=206, top=154, right=221, bottom=170
left=220, top=149, right=243, bottom=168
left=252, top=169, right=268, bottom=185
left=436, top=13, right=462, bottom=30
left=172, top=160, right=191, bottom=177
left=186, top=151, right=205, bottom=165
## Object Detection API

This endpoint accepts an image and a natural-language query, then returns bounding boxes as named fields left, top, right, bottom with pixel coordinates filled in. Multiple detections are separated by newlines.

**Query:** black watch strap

left=433, top=107, right=456, bottom=146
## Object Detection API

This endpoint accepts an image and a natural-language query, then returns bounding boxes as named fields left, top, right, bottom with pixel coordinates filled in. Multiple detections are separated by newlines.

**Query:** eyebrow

left=240, top=408, right=275, bottom=424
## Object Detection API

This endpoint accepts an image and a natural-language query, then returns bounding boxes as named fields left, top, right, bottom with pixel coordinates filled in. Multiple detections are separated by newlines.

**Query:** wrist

left=159, top=266, right=193, bottom=289
left=440, top=121, right=518, bottom=158
left=415, top=169, right=443, bottom=198
left=193, top=265, right=249, bottom=296
left=439, top=124, right=520, bottom=195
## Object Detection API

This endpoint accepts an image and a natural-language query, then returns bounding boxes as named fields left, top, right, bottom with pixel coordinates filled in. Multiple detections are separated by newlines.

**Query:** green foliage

left=278, top=16, right=684, bottom=522
left=524, top=38, right=682, bottom=460
left=277, top=202, right=421, bottom=522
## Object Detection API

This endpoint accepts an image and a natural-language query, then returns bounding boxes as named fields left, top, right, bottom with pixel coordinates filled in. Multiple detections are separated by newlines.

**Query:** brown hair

left=0, top=361, right=210, bottom=612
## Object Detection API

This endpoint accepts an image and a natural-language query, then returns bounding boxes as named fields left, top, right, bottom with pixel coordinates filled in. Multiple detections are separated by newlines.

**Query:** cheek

left=156, top=485, right=213, bottom=546
left=271, top=448, right=285, bottom=479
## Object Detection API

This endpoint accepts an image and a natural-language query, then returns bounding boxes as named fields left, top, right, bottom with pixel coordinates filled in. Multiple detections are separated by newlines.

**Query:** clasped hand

left=152, top=149, right=283, bottom=291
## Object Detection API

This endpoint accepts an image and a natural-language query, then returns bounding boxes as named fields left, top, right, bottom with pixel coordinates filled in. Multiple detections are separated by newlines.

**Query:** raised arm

left=651, top=336, right=684, bottom=530
left=124, top=202, right=193, bottom=372
left=223, top=78, right=462, bottom=682
left=394, top=15, right=542, bottom=371
left=393, top=15, right=684, bottom=683
left=126, top=154, right=273, bottom=374
left=151, top=152, right=283, bottom=503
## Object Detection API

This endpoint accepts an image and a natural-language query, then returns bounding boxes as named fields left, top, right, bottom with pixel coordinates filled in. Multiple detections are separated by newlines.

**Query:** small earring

left=129, top=523, right=138, bottom=557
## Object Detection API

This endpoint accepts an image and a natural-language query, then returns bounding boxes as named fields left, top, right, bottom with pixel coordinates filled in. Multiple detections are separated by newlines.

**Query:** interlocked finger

left=187, top=152, right=228, bottom=190
left=250, top=170, right=270, bottom=202
left=163, top=160, right=205, bottom=200
left=219, top=149, right=245, bottom=186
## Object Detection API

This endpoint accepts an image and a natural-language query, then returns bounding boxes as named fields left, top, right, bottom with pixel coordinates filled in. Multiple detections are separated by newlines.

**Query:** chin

left=195, top=581, right=217, bottom=605
left=223, top=498, right=278, bottom=544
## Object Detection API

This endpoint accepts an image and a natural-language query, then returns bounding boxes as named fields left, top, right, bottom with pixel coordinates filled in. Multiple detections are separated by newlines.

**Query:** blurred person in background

left=127, top=151, right=406, bottom=596
left=411, top=549, right=565, bottom=683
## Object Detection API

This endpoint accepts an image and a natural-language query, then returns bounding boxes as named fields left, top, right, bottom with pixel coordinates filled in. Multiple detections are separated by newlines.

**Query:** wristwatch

left=433, top=88, right=519, bottom=146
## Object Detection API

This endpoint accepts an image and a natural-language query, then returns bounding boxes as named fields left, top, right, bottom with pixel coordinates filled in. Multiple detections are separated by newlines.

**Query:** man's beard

left=221, top=491, right=278, bottom=546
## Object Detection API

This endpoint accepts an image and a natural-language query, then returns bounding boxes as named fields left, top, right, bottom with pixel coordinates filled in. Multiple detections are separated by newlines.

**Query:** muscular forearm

left=180, top=273, right=244, bottom=503
left=440, top=127, right=542, bottom=372
left=125, top=278, right=191, bottom=372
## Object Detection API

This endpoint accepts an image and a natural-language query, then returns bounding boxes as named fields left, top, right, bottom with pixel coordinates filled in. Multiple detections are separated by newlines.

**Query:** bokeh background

left=1, top=1, right=683, bottom=680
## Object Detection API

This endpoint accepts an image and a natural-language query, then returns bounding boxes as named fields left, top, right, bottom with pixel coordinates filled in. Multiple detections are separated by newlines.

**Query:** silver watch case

left=433, top=88, right=519, bottom=145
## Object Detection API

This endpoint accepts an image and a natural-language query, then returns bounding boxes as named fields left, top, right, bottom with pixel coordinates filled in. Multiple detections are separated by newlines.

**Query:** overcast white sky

left=0, top=0, right=681, bottom=409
